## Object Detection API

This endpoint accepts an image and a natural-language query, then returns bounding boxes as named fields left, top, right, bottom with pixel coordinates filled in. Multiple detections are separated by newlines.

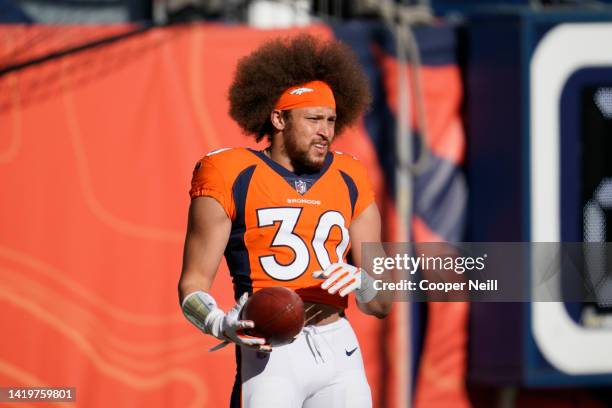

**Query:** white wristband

left=356, top=270, right=378, bottom=303
left=181, top=291, right=225, bottom=338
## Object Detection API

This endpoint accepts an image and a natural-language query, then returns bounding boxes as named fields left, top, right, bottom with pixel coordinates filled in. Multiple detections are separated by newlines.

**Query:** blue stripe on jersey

left=225, top=165, right=257, bottom=300
left=339, top=170, right=358, bottom=217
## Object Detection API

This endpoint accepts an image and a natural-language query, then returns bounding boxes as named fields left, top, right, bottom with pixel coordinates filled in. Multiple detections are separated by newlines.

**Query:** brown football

left=242, top=287, right=305, bottom=345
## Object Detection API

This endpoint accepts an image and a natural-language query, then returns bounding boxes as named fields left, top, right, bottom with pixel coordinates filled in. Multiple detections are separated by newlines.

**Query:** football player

left=178, top=33, right=391, bottom=408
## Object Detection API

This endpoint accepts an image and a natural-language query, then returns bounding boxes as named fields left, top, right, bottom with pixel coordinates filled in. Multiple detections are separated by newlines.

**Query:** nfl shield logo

left=294, top=179, right=307, bottom=195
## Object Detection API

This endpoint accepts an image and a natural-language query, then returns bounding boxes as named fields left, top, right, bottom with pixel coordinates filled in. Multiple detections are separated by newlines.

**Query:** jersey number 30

left=256, top=207, right=349, bottom=281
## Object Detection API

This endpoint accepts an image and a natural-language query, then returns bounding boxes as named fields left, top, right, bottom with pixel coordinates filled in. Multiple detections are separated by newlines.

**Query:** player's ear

left=270, top=110, right=287, bottom=131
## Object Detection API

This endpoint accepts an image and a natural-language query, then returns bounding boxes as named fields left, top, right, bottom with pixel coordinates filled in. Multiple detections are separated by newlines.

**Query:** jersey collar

left=248, top=148, right=333, bottom=181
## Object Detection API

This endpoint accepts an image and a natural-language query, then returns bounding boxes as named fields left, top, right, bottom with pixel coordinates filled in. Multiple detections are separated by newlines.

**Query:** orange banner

left=0, top=24, right=386, bottom=407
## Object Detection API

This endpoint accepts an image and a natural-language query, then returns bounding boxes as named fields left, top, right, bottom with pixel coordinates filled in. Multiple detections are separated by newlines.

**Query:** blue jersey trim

left=339, top=170, right=358, bottom=217
left=225, top=165, right=256, bottom=299
left=247, top=148, right=334, bottom=194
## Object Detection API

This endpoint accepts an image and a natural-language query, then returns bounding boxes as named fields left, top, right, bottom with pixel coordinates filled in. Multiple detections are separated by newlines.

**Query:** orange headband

left=274, top=80, right=336, bottom=110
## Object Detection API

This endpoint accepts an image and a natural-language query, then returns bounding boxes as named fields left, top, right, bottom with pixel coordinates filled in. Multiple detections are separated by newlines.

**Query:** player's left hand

left=313, top=262, right=378, bottom=303
left=312, top=262, right=362, bottom=297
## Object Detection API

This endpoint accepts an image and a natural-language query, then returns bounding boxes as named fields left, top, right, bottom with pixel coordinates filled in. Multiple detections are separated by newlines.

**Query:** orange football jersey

left=190, top=147, right=374, bottom=309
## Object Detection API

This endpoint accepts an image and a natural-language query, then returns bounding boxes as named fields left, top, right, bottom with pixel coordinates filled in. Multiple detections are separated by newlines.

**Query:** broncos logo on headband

left=289, top=87, right=314, bottom=96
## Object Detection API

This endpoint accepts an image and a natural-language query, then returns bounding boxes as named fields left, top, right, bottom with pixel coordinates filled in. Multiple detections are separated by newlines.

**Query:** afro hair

left=229, top=33, right=371, bottom=142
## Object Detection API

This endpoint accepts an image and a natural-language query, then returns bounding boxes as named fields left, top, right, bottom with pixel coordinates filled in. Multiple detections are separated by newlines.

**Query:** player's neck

left=264, top=145, right=324, bottom=176
left=265, top=144, right=296, bottom=173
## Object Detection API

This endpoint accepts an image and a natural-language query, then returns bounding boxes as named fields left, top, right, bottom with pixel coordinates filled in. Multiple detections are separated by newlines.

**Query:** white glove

left=312, top=262, right=378, bottom=303
left=182, top=292, right=270, bottom=352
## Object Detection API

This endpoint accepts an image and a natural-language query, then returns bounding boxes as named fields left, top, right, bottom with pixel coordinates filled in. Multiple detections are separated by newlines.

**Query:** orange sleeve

left=350, top=158, right=375, bottom=219
left=189, top=156, right=235, bottom=220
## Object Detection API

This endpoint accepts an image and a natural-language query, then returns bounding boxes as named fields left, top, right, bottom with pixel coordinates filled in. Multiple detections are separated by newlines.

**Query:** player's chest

left=240, top=168, right=353, bottom=234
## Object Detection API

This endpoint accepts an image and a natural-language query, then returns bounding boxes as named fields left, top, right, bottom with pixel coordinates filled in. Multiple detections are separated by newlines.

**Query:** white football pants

left=233, top=317, right=372, bottom=408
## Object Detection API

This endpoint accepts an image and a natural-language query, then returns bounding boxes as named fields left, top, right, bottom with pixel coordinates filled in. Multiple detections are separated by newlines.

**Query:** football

left=242, top=287, right=305, bottom=346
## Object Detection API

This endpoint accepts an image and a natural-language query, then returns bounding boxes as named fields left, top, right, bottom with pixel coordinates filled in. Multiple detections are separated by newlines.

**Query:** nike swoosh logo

left=345, top=347, right=358, bottom=356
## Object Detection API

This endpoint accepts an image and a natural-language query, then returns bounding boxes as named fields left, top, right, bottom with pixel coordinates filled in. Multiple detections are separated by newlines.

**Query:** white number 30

left=256, top=207, right=350, bottom=281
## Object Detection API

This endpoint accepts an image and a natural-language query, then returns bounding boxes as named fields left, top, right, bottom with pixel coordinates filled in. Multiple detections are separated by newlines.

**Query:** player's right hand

left=209, top=293, right=272, bottom=352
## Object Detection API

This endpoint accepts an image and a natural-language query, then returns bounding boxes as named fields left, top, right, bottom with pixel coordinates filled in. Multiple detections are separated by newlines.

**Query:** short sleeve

left=350, top=159, right=375, bottom=219
left=189, top=156, right=235, bottom=219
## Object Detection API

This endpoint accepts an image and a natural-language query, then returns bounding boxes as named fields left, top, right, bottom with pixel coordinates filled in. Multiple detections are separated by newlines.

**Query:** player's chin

left=305, top=155, right=326, bottom=170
